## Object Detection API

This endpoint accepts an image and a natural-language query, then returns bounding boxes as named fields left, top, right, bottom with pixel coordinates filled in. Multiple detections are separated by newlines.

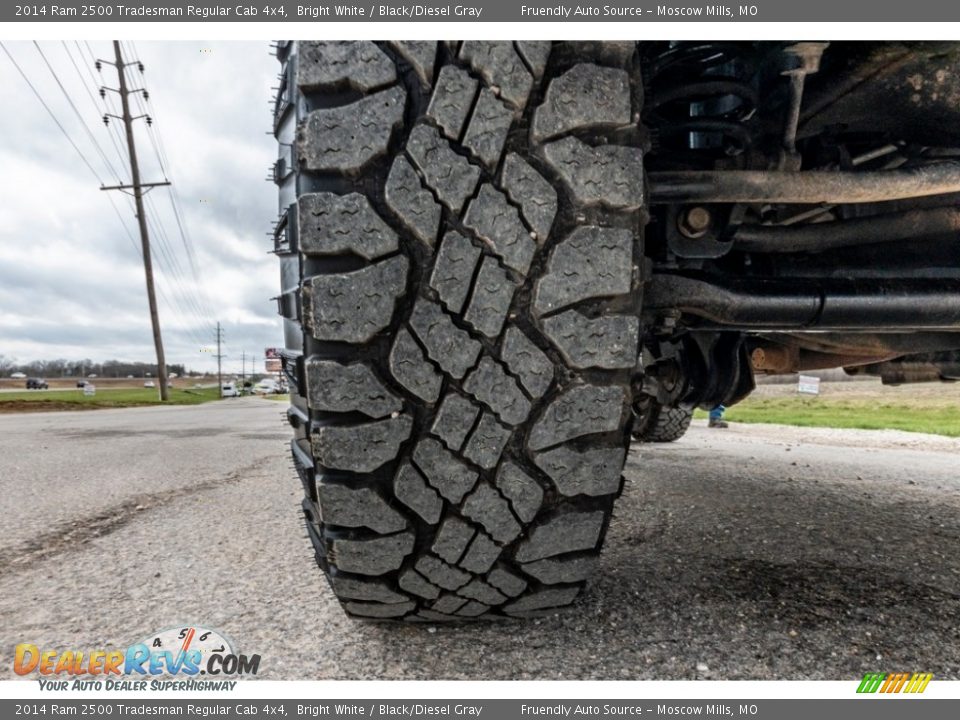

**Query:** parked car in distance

left=253, top=378, right=281, bottom=395
left=26, top=378, right=48, bottom=390
left=221, top=383, right=239, bottom=398
left=144, top=381, right=156, bottom=388
left=10, top=372, right=26, bottom=379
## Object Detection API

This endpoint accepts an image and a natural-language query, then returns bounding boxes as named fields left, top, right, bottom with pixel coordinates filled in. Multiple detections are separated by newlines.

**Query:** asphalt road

left=2, top=399, right=959, bottom=680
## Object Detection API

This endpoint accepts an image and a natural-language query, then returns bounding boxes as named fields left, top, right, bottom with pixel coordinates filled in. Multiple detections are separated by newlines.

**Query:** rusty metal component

left=798, top=352, right=895, bottom=371
left=771, top=332, right=960, bottom=357
left=800, top=43, right=960, bottom=148
left=733, top=205, right=960, bottom=253
left=780, top=42, right=829, bottom=158
left=677, top=206, right=713, bottom=239
left=846, top=351, right=960, bottom=385
left=750, top=342, right=894, bottom=375
left=648, top=163, right=960, bottom=205
left=750, top=344, right=797, bottom=373
left=647, top=274, right=960, bottom=330
left=799, top=44, right=915, bottom=127
left=877, top=367, right=945, bottom=385
left=641, top=42, right=960, bottom=390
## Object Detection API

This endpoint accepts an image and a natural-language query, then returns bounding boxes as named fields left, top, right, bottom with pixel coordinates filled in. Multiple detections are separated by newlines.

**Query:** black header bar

left=6, top=1, right=960, bottom=23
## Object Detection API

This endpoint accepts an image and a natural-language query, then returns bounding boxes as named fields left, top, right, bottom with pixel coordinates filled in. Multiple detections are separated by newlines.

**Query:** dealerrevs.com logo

left=14, top=625, right=260, bottom=691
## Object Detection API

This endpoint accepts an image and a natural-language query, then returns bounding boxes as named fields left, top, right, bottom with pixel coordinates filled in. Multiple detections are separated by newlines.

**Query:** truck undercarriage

left=636, top=41, right=960, bottom=416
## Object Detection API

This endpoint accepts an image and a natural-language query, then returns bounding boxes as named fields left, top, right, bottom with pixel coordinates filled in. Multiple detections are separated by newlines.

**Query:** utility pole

left=215, top=322, right=224, bottom=398
left=100, top=41, right=171, bottom=401
left=241, top=351, right=246, bottom=395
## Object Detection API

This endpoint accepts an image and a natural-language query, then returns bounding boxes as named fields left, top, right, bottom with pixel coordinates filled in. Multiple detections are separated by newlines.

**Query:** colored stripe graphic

left=889, top=672, right=909, bottom=693
left=857, top=672, right=932, bottom=693
left=857, top=673, right=886, bottom=693
left=905, top=673, right=934, bottom=693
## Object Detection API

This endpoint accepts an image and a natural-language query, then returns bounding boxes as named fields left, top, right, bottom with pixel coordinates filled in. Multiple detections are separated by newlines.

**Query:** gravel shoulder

left=1, top=406, right=958, bottom=680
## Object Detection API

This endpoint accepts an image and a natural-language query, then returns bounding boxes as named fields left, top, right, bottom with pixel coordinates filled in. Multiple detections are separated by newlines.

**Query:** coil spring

left=646, top=42, right=759, bottom=159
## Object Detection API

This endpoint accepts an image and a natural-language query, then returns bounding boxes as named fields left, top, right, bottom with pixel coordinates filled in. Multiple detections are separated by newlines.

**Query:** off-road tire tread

left=636, top=403, right=694, bottom=443
left=282, top=41, right=645, bottom=621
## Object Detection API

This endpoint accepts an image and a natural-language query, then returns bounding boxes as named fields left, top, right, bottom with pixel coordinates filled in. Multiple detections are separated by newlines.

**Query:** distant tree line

left=0, top=355, right=190, bottom=378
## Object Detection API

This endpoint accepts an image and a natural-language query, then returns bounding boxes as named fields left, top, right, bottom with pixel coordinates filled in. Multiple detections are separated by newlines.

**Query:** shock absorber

left=645, top=42, right=759, bottom=163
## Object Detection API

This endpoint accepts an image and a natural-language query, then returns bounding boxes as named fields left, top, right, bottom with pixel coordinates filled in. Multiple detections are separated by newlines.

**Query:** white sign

left=83, top=384, right=96, bottom=396
left=798, top=375, right=820, bottom=395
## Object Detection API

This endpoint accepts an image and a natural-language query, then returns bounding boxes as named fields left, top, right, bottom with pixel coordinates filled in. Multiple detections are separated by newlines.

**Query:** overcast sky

left=0, top=41, right=279, bottom=374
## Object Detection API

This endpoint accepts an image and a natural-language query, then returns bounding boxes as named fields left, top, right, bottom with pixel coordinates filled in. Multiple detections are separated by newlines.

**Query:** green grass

left=695, top=394, right=960, bottom=437
left=263, top=394, right=290, bottom=402
left=0, top=386, right=222, bottom=411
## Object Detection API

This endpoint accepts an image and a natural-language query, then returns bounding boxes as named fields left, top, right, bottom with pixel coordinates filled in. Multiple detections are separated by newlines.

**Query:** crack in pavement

left=0, top=456, right=272, bottom=576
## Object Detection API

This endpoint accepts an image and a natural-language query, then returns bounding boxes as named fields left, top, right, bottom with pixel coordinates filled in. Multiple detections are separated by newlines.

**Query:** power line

left=141, top=183, right=216, bottom=336
left=165, top=184, right=202, bottom=280
left=32, top=42, right=149, bottom=272
left=76, top=42, right=208, bottom=339
left=142, top=202, right=213, bottom=341
left=1, top=41, right=104, bottom=183
left=127, top=41, right=204, bottom=284
left=81, top=40, right=133, bottom=167
left=33, top=41, right=123, bottom=185
left=120, top=41, right=211, bottom=320
left=105, top=193, right=143, bottom=256
left=7, top=40, right=219, bottom=366
left=61, top=41, right=128, bottom=172
left=104, top=188, right=201, bottom=341
left=105, top=193, right=197, bottom=336
left=95, top=41, right=215, bottom=335
left=144, top=194, right=189, bottom=281
left=127, top=43, right=171, bottom=167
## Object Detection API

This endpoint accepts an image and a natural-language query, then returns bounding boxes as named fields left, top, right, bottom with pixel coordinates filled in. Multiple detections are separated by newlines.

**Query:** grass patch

left=0, top=386, right=222, bottom=412
left=695, top=393, right=960, bottom=437
left=263, top=394, right=289, bottom=402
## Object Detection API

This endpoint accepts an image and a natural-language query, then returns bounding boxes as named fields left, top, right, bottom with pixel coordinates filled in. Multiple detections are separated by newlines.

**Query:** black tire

left=634, top=403, right=694, bottom=443
left=273, top=41, right=646, bottom=620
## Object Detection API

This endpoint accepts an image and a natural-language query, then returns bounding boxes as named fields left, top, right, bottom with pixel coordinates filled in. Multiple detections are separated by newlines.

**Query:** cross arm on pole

left=100, top=181, right=171, bottom=191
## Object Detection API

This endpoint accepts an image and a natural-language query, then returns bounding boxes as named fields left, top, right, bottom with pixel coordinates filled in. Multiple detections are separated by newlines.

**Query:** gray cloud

left=0, top=41, right=281, bottom=373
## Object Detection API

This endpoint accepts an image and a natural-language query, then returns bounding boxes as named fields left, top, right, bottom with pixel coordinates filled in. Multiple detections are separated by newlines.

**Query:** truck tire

left=634, top=403, right=694, bottom=443
left=273, top=41, right=645, bottom=620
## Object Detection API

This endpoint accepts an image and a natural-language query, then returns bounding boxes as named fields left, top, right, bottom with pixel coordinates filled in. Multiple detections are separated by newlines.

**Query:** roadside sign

left=265, top=347, right=281, bottom=359
left=265, top=358, right=281, bottom=373
left=798, top=375, right=820, bottom=395
left=83, top=384, right=96, bottom=396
